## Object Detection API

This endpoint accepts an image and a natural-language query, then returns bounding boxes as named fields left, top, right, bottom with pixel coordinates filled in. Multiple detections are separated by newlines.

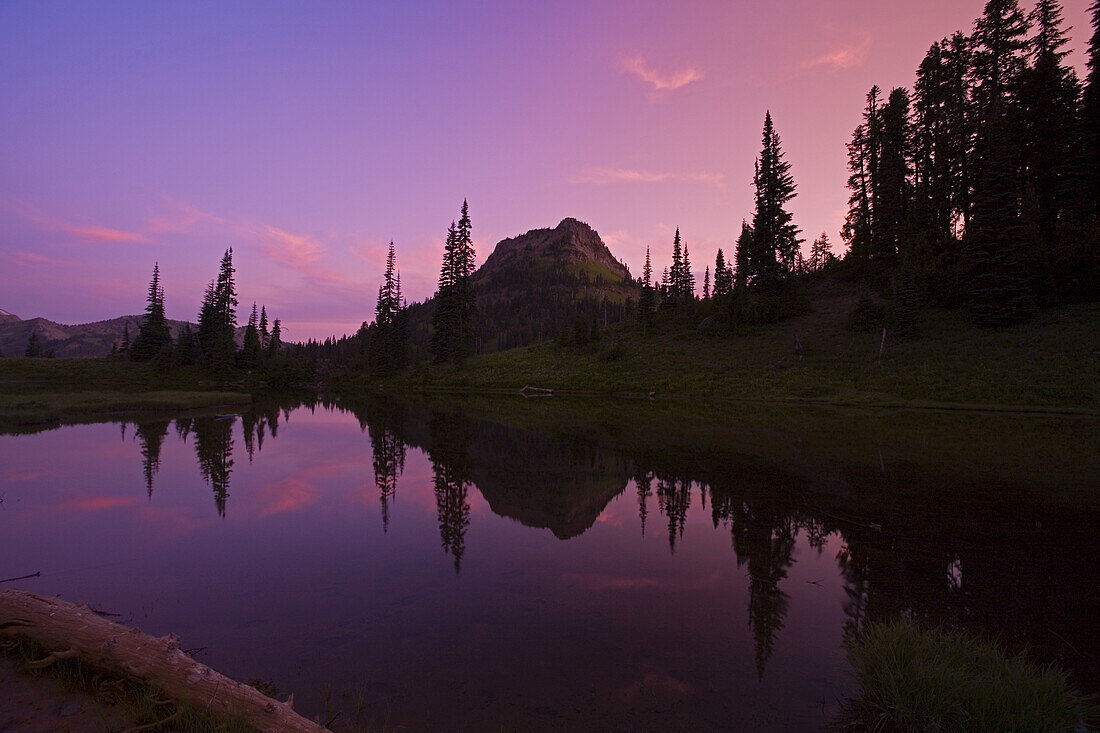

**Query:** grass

left=0, top=358, right=252, bottom=432
left=841, top=619, right=1092, bottom=732
left=381, top=282, right=1100, bottom=411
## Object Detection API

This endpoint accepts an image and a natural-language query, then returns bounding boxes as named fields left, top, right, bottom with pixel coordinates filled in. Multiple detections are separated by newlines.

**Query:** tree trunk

left=0, top=588, right=327, bottom=733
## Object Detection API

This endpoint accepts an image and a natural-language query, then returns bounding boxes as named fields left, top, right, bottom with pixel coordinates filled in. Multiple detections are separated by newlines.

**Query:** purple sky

left=1, top=1, right=1094, bottom=341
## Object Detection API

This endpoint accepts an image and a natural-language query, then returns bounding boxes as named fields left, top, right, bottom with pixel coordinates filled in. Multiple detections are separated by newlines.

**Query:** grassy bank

left=378, top=287, right=1100, bottom=411
left=843, top=619, right=1092, bottom=732
left=0, top=358, right=252, bottom=432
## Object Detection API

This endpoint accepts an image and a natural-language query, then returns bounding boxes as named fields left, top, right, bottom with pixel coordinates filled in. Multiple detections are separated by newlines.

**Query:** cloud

left=6, top=250, right=70, bottom=266
left=147, top=196, right=223, bottom=234
left=59, top=224, right=149, bottom=243
left=802, top=36, right=871, bottom=70
left=259, top=226, right=351, bottom=286
left=622, top=55, right=703, bottom=92
left=569, top=166, right=725, bottom=188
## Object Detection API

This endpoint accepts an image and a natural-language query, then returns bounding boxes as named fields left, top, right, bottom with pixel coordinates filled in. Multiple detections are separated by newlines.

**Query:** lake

left=1, top=396, right=1097, bottom=731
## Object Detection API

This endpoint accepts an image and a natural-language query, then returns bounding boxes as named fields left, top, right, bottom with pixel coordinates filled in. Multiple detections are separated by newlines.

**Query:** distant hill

left=0, top=313, right=245, bottom=358
left=406, top=217, right=639, bottom=357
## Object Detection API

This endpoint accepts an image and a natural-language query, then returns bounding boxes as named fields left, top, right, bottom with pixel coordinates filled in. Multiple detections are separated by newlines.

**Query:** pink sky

left=0, top=1, right=1094, bottom=341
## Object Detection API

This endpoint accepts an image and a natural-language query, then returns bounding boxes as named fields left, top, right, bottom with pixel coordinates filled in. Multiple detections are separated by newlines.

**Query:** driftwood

left=0, top=588, right=327, bottom=733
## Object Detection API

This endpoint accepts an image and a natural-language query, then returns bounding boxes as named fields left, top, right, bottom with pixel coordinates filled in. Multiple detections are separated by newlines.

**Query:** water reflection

left=5, top=395, right=1096, bottom=727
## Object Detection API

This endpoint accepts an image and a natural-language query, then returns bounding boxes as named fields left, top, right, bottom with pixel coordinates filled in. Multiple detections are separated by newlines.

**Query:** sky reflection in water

left=0, top=398, right=1096, bottom=731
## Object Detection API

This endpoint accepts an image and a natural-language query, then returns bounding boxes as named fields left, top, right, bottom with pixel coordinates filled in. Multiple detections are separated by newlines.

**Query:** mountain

left=406, top=217, right=639, bottom=357
left=0, top=309, right=20, bottom=325
left=0, top=314, right=196, bottom=358
left=0, top=313, right=250, bottom=358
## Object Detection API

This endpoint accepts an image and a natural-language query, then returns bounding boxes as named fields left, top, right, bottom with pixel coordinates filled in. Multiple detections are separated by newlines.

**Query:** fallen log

left=0, top=587, right=327, bottom=733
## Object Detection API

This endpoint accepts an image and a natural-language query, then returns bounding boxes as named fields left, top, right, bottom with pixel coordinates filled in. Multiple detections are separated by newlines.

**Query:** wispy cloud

left=7, top=251, right=71, bottom=266
left=570, top=166, right=725, bottom=188
left=621, top=55, right=703, bottom=92
left=802, top=36, right=872, bottom=70
left=58, top=224, right=149, bottom=243
left=259, top=226, right=352, bottom=286
left=147, top=196, right=223, bottom=234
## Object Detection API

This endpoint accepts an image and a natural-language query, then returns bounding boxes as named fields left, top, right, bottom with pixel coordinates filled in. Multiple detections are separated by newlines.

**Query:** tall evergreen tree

left=749, top=112, right=802, bottom=291
left=258, top=305, right=270, bottom=350
left=197, top=249, right=239, bottom=367
left=872, top=88, right=914, bottom=282
left=131, top=262, right=172, bottom=363
left=638, top=246, right=655, bottom=332
left=669, top=228, right=686, bottom=302
left=912, top=33, right=972, bottom=300
left=1017, top=0, right=1081, bottom=302
left=239, top=303, right=261, bottom=368
left=267, top=319, right=282, bottom=358
left=431, top=201, right=477, bottom=362
left=714, top=248, right=733, bottom=297
left=965, top=0, right=1036, bottom=325
left=683, top=242, right=696, bottom=299
left=703, top=266, right=711, bottom=299
left=734, top=222, right=753, bottom=291
left=369, top=241, right=408, bottom=375
left=1084, top=1, right=1100, bottom=220
left=843, top=87, right=882, bottom=276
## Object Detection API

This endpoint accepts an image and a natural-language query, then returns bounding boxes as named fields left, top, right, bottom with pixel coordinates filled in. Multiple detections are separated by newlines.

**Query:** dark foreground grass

left=842, top=619, right=1092, bottom=732
left=383, top=292, right=1100, bottom=411
left=0, top=358, right=252, bottom=432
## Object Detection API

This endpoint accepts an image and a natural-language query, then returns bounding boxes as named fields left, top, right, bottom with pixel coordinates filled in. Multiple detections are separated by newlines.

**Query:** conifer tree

left=734, top=222, right=753, bottom=291
left=24, top=330, right=42, bottom=358
left=669, top=228, right=685, bottom=301
left=431, top=202, right=476, bottom=362
left=683, top=242, right=696, bottom=299
left=369, top=241, right=407, bottom=375
left=703, top=266, right=711, bottom=299
left=267, top=319, right=282, bottom=358
left=239, top=303, right=261, bottom=368
left=197, top=249, right=239, bottom=367
left=810, top=233, right=833, bottom=271
left=965, top=0, right=1036, bottom=325
left=638, top=246, right=655, bottom=332
left=749, top=112, right=802, bottom=291
left=714, top=248, right=733, bottom=297
left=1084, top=1, right=1100, bottom=221
left=259, top=306, right=270, bottom=350
left=131, top=262, right=172, bottom=363
left=175, top=324, right=198, bottom=366
left=1017, top=0, right=1081, bottom=301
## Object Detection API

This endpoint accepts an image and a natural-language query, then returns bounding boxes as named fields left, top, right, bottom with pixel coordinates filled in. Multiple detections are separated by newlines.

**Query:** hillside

left=0, top=313, right=246, bottom=359
left=392, top=277, right=1100, bottom=411
left=405, top=217, right=639, bottom=358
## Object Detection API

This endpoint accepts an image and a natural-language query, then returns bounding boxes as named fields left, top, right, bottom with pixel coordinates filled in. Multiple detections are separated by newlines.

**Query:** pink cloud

left=622, top=55, right=703, bottom=92
left=259, top=226, right=353, bottom=286
left=6, top=251, right=70, bottom=266
left=570, top=166, right=724, bottom=188
left=59, top=224, right=149, bottom=243
left=147, top=196, right=223, bottom=234
left=802, top=36, right=872, bottom=70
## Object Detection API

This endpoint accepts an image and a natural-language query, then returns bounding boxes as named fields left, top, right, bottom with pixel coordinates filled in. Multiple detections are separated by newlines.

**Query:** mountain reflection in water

left=3, top=395, right=1097, bottom=731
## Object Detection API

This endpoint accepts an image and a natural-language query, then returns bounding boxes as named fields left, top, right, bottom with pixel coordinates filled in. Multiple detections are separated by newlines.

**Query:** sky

left=0, top=0, right=1094, bottom=341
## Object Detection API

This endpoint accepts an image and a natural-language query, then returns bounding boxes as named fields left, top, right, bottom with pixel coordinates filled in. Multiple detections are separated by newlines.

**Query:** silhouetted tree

left=238, top=303, right=262, bottom=369
left=965, top=0, right=1036, bottom=325
left=638, top=246, right=655, bottom=334
left=193, top=415, right=234, bottom=518
left=749, top=112, right=802, bottom=291
left=24, top=330, right=42, bottom=358
left=130, top=262, right=172, bottom=364
left=369, top=241, right=408, bottom=375
left=431, top=201, right=476, bottom=363
left=714, top=248, right=733, bottom=298
left=197, top=249, right=238, bottom=368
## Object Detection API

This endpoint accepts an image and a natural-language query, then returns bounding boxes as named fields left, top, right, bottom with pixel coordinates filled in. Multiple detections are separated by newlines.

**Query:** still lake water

left=1, top=396, right=1097, bottom=731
